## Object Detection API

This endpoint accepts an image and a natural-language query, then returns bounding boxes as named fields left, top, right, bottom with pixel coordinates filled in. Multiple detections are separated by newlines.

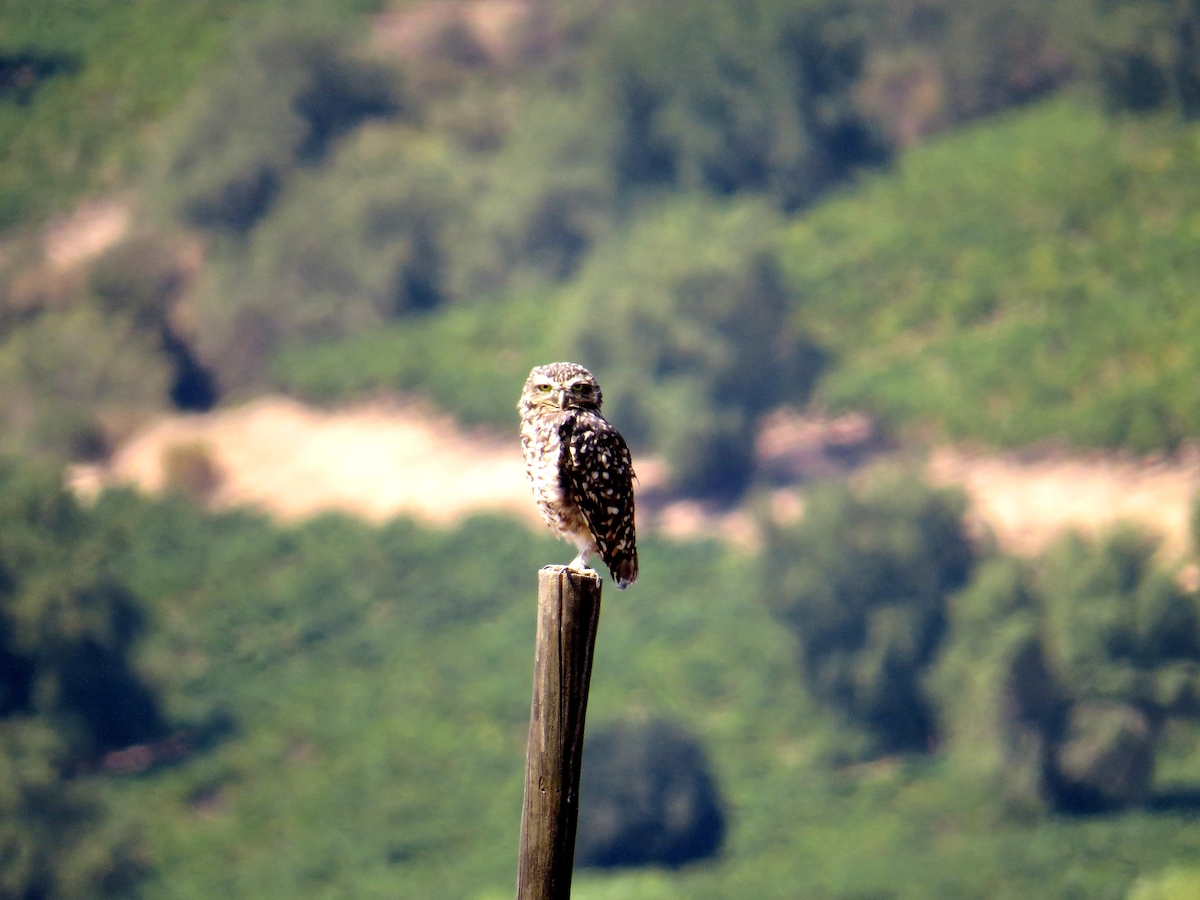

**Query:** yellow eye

left=537, top=384, right=552, bottom=393
left=571, top=383, right=587, bottom=393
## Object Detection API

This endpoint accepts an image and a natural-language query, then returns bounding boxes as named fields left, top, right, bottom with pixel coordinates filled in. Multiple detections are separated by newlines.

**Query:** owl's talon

left=540, top=564, right=599, bottom=583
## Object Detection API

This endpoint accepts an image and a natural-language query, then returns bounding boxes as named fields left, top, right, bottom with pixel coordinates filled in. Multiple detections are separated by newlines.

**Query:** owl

left=518, top=362, right=638, bottom=589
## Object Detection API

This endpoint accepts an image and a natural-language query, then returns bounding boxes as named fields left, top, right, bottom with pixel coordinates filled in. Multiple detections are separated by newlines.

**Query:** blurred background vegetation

left=4, top=0, right=1200, bottom=897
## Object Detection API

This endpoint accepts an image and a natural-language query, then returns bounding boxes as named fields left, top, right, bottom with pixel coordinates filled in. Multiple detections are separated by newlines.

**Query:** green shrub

left=0, top=0, right=247, bottom=230
left=559, top=196, right=823, bottom=498
left=1037, top=528, right=1200, bottom=710
left=0, top=308, right=170, bottom=460
left=935, top=526, right=1200, bottom=812
left=1128, top=867, right=1200, bottom=900
left=763, top=467, right=976, bottom=754
left=158, top=19, right=405, bottom=235
left=0, top=462, right=169, bottom=899
left=782, top=99, right=1200, bottom=451
left=592, top=0, right=888, bottom=209
left=161, top=442, right=224, bottom=503
left=929, top=557, right=1049, bottom=807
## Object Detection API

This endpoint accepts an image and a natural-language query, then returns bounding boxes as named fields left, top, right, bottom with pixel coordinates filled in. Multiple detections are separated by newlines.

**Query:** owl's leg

left=567, top=535, right=597, bottom=573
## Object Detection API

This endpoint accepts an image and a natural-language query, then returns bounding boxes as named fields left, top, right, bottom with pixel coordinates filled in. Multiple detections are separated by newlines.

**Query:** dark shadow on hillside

left=0, top=50, right=81, bottom=104
left=576, top=718, right=726, bottom=870
left=1147, top=788, right=1200, bottom=814
left=163, top=328, right=218, bottom=411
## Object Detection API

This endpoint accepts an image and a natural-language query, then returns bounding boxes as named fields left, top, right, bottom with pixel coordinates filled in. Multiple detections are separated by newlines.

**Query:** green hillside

left=271, top=98, right=1200, bottom=473
left=0, top=0, right=245, bottom=228
left=783, top=100, right=1200, bottom=452
left=4, top=464, right=1200, bottom=898
left=5, top=1, right=1200, bottom=898
left=3, top=0, right=1200, bottom=480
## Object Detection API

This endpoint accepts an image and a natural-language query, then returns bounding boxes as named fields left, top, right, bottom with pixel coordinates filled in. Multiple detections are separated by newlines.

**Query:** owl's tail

left=608, top=551, right=638, bottom=590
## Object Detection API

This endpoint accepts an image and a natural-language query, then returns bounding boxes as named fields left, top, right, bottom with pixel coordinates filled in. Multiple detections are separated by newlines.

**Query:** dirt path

left=70, top=398, right=1200, bottom=559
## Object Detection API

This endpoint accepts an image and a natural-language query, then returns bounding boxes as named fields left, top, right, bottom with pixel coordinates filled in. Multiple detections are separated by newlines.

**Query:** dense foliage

left=763, top=470, right=976, bottom=754
left=935, top=527, right=1200, bottom=815
left=86, top=483, right=805, bottom=898
left=0, top=462, right=1198, bottom=898
left=782, top=100, right=1200, bottom=452
left=4, top=1, right=1200, bottom=895
left=590, top=0, right=888, bottom=209
left=5, top=0, right=1200, bottom=481
left=0, top=0, right=248, bottom=229
left=559, top=197, right=825, bottom=498
left=0, top=463, right=158, bottom=899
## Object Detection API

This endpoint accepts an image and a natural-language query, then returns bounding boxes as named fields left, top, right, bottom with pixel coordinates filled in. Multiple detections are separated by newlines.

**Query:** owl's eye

left=571, top=383, right=587, bottom=393
left=537, top=384, right=552, bottom=393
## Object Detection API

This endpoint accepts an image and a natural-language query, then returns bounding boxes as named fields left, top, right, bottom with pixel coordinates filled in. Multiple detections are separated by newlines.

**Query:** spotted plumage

left=518, top=362, right=638, bottom=589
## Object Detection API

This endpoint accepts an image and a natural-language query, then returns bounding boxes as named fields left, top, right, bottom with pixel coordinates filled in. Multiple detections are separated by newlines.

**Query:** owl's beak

left=551, top=389, right=567, bottom=409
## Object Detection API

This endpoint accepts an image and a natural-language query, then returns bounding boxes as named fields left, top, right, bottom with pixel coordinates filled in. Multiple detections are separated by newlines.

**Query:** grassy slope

left=6, top=5, right=1200, bottom=896
left=782, top=100, right=1200, bottom=452
left=0, top=0, right=253, bottom=228
left=277, top=98, right=1200, bottom=457
left=0, top=0, right=386, bottom=231
left=91, top=495, right=1200, bottom=900
left=8, top=4, right=1198, bottom=461
left=102, top=500, right=810, bottom=898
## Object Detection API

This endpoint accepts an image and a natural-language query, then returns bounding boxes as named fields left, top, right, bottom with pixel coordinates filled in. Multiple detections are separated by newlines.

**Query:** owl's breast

left=520, top=413, right=590, bottom=541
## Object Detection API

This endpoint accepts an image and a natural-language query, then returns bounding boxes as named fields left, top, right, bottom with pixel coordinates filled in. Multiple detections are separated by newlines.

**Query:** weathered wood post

left=516, top=566, right=603, bottom=900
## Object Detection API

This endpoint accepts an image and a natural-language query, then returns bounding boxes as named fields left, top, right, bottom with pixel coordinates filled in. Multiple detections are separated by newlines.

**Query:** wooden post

left=516, top=566, right=603, bottom=900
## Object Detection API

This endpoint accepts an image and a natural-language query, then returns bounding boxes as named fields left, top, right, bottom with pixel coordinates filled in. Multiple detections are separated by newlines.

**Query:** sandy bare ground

left=72, top=396, right=545, bottom=527
left=43, top=199, right=129, bottom=270
left=928, top=446, right=1200, bottom=559
left=70, top=398, right=1200, bottom=559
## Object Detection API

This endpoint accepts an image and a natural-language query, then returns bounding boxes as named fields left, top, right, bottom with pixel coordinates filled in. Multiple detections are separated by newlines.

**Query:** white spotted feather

left=518, top=362, right=639, bottom=589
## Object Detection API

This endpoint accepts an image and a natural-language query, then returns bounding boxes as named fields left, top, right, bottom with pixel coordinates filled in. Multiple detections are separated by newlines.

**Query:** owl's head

left=519, top=362, right=602, bottom=414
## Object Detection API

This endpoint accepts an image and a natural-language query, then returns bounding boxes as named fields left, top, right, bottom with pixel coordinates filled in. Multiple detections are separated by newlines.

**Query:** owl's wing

left=561, top=413, right=639, bottom=589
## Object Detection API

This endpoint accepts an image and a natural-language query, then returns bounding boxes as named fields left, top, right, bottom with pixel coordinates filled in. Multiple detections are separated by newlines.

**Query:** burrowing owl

left=519, top=362, right=638, bottom=588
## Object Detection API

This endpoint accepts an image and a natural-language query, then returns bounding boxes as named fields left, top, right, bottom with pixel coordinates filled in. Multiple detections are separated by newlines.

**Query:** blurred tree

left=763, top=468, right=976, bottom=754
left=90, top=235, right=218, bottom=411
left=0, top=308, right=171, bottom=462
left=858, top=0, right=1084, bottom=141
left=1037, top=531, right=1200, bottom=810
left=576, top=719, right=726, bottom=869
left=89, top=237, right=185, bottom=334
left=1127, top=867, right=1200, bottom=900
left=562, top=196, right=824, bottom=500
left=0, top=462, right=166, bottom=754
left=593, top=0, right=888, bottom=210
left=448, top=92, right=616, bottom=295
left=186, top=128, right=469, bottom=390
left=0, top=717, right=144, bottom=900
left=934, top=527, right=1200, bottom=813
left=0, top=461, right=160, bottom=898
left=929, top=557, right=1059, bottom=811
left=1094, top=0, right=1200, bottom=117
left=1038, top=529, right=1200, bottom=716
left=160, top=20, right=405, bottom=235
